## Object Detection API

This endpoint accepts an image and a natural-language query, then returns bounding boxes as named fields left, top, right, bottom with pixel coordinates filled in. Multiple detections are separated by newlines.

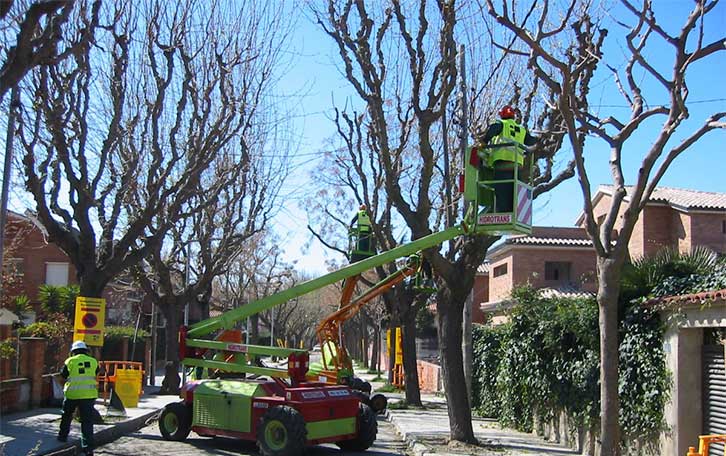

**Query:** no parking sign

left=73, top=297, right=106, bottom=346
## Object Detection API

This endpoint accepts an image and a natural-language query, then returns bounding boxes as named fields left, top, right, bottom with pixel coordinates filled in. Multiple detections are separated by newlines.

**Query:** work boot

left=56, top=435, right=67, bottom=443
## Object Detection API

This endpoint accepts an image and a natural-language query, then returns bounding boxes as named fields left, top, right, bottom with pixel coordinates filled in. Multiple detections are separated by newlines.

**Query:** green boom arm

left=187, top=225, right=465, bottom=339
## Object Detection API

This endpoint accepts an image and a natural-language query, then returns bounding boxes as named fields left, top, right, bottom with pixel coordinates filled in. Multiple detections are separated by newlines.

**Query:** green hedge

left=472, top=285, right=669, bottom=449
left=101, top=326, right=149, bottom=362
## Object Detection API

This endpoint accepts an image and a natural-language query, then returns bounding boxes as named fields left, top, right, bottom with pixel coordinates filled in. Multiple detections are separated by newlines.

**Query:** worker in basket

left=475, top=105, right=537, bottom=213
left=349, top=204, right=375, bottom=262
left=405, top=252, right=435, bottom=293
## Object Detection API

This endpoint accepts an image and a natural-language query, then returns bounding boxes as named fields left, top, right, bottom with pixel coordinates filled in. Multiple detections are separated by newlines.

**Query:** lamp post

left=181, top=243, right=192, bottom=385
left=0, top=88, right=20, bottom=299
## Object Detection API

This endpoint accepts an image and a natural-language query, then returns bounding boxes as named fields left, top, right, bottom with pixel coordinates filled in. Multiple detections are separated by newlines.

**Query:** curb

left=384, top=409, right=435, bottom=456
left=38, top=409, right=162, bottom=456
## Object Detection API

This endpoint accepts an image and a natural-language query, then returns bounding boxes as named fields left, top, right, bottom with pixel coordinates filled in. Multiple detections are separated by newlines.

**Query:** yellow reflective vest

left=63, top=353, right=98, bottom=400
left=487, top=119, right=527, bottom=167
left=356, top=210, right=371, bottom=233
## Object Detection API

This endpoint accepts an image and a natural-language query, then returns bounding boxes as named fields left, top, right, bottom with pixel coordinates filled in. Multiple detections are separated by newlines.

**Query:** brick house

left=472, top=185, right=726, bottom=454
left=476, top=226, right=597, bottom=323
left=2, top=210, right=78, bottom=308
left=577, top=185, right=726, bottom=257
left=2, top=210, right=144, bottom=326
left=475, top=185, right=726, bottom=322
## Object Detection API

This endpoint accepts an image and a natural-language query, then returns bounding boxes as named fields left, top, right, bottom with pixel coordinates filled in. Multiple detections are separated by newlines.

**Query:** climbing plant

left=473, top=247, right=725, bottom=451
left=472, top=285, right=667, bottom=450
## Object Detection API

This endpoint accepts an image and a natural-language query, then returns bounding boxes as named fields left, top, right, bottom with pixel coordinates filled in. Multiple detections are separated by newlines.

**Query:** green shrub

left=101, top=326, right=150, bottom=362
left=0, top=339, right=16, bottom=359
left=13, top=295, right=30, bottom=313
left=472, top=323, right=506, bottom=418
left=105, top=326, right=150, bottom=339
left=375, top=383, right=401, bottom=393
left=19, top=319, right=68, bottom=340
left=472, top=285, right=666, bottom=450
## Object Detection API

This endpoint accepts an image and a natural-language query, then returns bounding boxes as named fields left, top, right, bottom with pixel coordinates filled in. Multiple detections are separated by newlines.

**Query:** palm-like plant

left=38, top=285, right=79, bottom=320
left=621, top=246, right=723, bottom=300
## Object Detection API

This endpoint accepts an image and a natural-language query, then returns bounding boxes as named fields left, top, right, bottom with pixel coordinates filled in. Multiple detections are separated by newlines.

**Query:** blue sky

left=274, top=2, right=726, bottom=274
left=2, top=2, right=723, bottom=276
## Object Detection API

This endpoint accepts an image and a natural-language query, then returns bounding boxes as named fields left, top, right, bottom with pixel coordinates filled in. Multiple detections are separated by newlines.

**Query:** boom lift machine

left=157, top=148, right=533, bottom=455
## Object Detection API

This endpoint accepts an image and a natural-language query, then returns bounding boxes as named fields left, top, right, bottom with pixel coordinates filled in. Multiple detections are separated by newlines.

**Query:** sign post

left=73, top=297, right=106, bottom=346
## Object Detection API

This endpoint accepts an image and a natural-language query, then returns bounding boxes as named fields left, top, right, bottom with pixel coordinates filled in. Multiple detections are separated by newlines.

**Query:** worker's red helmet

left=499, top=105, right=516, bottom=119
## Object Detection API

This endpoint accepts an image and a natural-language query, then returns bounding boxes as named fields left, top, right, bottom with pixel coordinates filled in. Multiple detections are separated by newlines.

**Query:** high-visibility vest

left=357, top=211, right=371, bottom=232
left=488, top=119, right=527, bottom=167
left=63, top=353, right=98, bottom=400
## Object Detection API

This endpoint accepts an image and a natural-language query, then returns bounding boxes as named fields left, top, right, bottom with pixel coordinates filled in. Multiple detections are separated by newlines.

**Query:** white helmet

left=71, top=340, right=89, bottom=352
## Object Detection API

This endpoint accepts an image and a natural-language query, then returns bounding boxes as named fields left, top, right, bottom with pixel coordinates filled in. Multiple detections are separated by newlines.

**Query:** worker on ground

left=349, top=204, right=374, bottom=262
left=57, top=340, right=99, bottom=456
left=476, top=105, right=537, bottom=213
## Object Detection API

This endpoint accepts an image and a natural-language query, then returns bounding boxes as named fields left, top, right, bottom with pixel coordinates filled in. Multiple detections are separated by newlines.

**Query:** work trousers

left=58, top=397, right=95, bottom=452
left=493, top=165, right=527, bottom=213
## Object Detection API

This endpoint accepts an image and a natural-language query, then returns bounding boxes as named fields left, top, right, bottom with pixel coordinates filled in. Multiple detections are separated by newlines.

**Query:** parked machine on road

left=157, top=153, right=534, bottom=455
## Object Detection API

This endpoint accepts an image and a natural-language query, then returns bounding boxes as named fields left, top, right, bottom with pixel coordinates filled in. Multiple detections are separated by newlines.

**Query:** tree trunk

left=159, top=298, right=181, bottom=395
left=370, top=325, right=379, bottom=372
left=362, top=320, right=369, bottom=369
left=251, top=313, right=259, bottom=345
left=78, top=272, right=107, bottom=298
left=597, top=257, right=625, bottom=456
left=402, top=304, right=422, bottom=405
left=387, top=321, right=396, bottom=384
left=437, top=287, right=476, bottom=443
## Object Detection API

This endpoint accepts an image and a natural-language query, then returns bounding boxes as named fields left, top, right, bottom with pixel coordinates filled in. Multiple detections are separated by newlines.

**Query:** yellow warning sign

left=73, top=297, right=106, bottom=346
left=395, top=327, right=403, bottom=365
left=386, top=327, right=403, bottom=366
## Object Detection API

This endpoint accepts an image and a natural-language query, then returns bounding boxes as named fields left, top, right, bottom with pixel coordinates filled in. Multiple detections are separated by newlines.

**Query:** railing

left=687, top=435, right=726, bottom=456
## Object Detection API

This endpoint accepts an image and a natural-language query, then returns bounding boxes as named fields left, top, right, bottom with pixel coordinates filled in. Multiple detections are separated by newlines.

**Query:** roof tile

left=600, top=185, right=726, bottom=211
left=505, top=226, right=593, bottom=247
left=646, top=288, right=726, bottom=306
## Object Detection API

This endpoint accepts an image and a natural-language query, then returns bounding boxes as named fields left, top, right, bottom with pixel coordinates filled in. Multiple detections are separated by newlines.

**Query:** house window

left=493, top=264, right=508, bottom=277
left=722, top=219, right=726, bottom=234
left=545, top=261, right=571, bottom=282
left=45, top=262, right=69, bottom=286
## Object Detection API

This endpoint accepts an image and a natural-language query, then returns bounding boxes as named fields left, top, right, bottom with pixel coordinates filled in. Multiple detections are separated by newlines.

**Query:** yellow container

left=114, top=368, right=142, bottom=408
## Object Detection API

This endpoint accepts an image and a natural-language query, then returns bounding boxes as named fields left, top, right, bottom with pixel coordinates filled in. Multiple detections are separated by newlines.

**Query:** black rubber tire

left=159, top=402, right=192, bottom=441
left=369, top=393, right=388, bottom=414
left=257, top=405, right=307, bottom=456
left=336, top=403, right=377, bottom=451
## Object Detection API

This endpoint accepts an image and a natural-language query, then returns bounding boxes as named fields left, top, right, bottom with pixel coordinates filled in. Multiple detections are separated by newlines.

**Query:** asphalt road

left=93, top=417, right=407, bottom=456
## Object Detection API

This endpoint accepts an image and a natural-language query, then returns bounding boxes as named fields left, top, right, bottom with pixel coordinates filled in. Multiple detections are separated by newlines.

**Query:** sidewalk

left=355, top=369, right=579, bottom=456
left=0, top=377, right=178, bottom=456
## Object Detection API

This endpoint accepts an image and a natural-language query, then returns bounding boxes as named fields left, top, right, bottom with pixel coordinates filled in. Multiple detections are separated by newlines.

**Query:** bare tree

left=305, top=105, right=431, bottom=404
left=218, top=231, right=295, bottom=345
left=315, top=0, right=572, bottom=441
left=18, top=0, right=291, bottom=299
left=136, top=133, right=287, bottom=391
left=486, top=1, right=726, bottom=453
left=0, top=0, right=100, bottom=100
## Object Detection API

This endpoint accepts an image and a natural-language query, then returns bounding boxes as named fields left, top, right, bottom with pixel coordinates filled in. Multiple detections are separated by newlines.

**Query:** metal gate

left=703, top=344, right=726, bottom=454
